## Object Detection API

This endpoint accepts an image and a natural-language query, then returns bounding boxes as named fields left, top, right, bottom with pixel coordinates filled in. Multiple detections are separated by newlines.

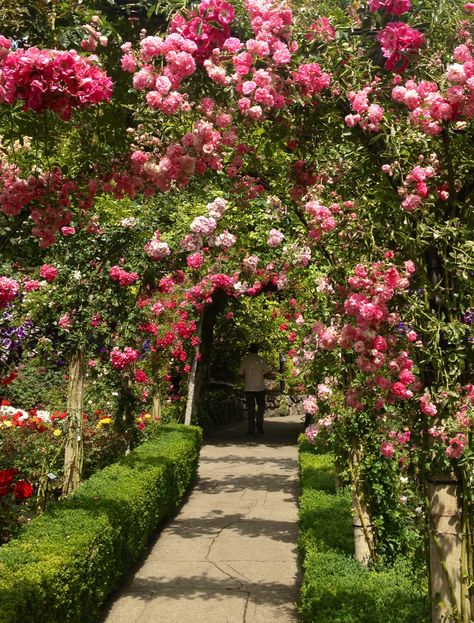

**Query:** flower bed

left=0, top=423, right=202, bottom=623
left=298, top=439, right=429, bottom=623
left=0, top=401, right=137, bottom=542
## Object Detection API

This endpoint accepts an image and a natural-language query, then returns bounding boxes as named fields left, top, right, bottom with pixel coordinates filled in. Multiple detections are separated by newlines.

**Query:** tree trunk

left=349, top=441, right=376, bottom=565
left=62, top=350, right=85, bottom=497
left=429, top=473, right=472, bottom=623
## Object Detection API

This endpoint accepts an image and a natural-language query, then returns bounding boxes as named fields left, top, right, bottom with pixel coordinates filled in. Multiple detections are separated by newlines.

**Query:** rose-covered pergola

left=0, top=0, right=473, bottom=620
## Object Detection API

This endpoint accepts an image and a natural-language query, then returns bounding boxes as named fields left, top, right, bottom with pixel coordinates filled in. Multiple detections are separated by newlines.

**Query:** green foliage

left=0, top=424, right=202, bottom=623
left=298, top=444, right=429, bottom=623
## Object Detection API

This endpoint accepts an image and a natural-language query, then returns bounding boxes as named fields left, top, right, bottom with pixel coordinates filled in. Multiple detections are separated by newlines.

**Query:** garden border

left=0, top=423, right=202, bottom=623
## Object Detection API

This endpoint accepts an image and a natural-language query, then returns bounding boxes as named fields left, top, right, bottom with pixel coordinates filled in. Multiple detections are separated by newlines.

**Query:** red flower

left=0, top=468, right=18, bottom=497
left=13, top=480, right=33, bottom=501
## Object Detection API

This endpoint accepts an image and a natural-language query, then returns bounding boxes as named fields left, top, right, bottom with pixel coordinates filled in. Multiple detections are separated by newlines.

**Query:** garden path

left=100, top=411, right=302, bottom=623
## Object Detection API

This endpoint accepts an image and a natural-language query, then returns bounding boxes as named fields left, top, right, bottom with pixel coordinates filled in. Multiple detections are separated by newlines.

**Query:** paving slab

left=100, top=412, right=302, bottom=623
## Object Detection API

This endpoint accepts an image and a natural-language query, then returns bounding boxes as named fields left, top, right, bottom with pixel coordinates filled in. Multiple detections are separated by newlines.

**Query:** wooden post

left=62, top=349, right=85, bottom=497
left=184, top=347, right=199, bottom=426
left=151, top=393, right=162, bottom=421
left=151, top=353, right=162, bottom=421
left=429, top=474, right=471, bottom=623
left=184, top=291, right=226, bottom=425
left=349, top=441, right=376, bottom=565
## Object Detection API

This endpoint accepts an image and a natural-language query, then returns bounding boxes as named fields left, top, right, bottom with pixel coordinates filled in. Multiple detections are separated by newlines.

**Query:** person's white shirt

left=239, top=353, right=270, bottom=391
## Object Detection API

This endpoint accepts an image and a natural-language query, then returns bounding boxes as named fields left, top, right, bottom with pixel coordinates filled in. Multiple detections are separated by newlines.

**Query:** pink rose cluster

left=109, top=266, right=139, bottom=287
left=398, top=161, right=442, bottom=212
left=138, top=119, right=225, bottom=192
left=345, top=87, right=384, bottom=132
left=304, top=423, right=319, bottom=444
left=303, top=395, right=318, bottom=414
left=187, top=252, right=204, bottom=270
left=380, top=441, right=395, bottom=459
left=80, top=21, right=108, bottom=53
left=190, top=216, right=218, bottom=236
left=267, top=228, right=284, bottom=247
left=39, top=264, right=58, bottom=282
left=304, top=414, right=335, bottom=445
left=305, top=17, right=336, bottom=43
left=144, top=230, right=171, bottom=260
left=0, top=163, right=76, bottom=247
left=212, top=230, right=236, bottom=248
left=110, top=347, right=139, bottom=370
left=391, top=45, right=474, bottom=133
left=425, top=386, right=472, bottom=460
left=242, top=255, right=259, bottom=273
left=304, top=199, right=338, bottom=239
left=58, top=312, right=73, bottom=330
left=292, top=63, right=331, bottom=99
left=445, top=433, right=468, bottom=460
left=0, top=35, right=11, bottom=59
left=170, top=0, right=235, bottom=64
left=380, top=428, right=411, bottom=459
left=0, top=276, right=19, bottom=308
left=0, top=45, right=112, bottom=120
left=181, top=197, right=229, bottom=250
left=376, top=22, right=425, bottom=72
left=303, top=261, right=422, bottom=411
left=368, top=0, right=410, bottom=16
left=127, top=0, right=236, bottom=115
left=420, top=392, right=437, bottom=417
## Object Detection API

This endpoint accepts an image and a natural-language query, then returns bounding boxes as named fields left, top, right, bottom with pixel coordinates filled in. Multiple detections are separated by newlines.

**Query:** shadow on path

left=98, top=413, right=302, bottom=623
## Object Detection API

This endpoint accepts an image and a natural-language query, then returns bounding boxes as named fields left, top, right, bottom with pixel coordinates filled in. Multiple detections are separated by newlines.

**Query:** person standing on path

left=239, top=343, right=272, bottom=435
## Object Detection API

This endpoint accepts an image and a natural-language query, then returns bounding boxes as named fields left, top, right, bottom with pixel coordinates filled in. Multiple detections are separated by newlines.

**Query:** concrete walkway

left=100, top=412, right=302, bottom=623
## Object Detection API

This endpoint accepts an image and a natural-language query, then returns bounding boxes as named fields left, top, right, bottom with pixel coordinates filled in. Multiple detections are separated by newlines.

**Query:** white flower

left=121, top=216, right=138, bottom=228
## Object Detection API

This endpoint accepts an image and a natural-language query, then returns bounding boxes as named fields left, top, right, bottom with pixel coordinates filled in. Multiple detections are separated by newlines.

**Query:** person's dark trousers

left=245, top=391, right=266, bottom=433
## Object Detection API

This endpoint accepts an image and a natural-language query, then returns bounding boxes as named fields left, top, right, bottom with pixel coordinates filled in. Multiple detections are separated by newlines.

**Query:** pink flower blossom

left=23, top=280, right=40, bottom=292
left=213, top=230, right=236, bottom=248
left=304, top=424, right=319, bottom=444
left=144, top=232, right=171, bottom=260
left=369, top=0, right=411, bottom=15
left=0, top=36, right=11, bottom=60
left=317, top=384, right=333, bottom=400
left=0, top=276, right=19, bottom=308
left=39, top=264, right=58, bottom=283
left=292, top=62, right=330, bottom=97
left=187, top=252, right=204, bottom=269
left=380, top=441, right=395, bottom=458
left=267, top=228, right=284, bottom=247
left=303, top=395, right=318, bottom=414
left=420, top=393, right=437, bottom=416
left=134, top=369, right=148, bottom=383
left=110, top=347, right=139, bottom=370
left=377, top=22, right=425, bottom=72
left=0, top=48, right=112, bottom=120
left=109, top=266, right=139, bottom=287
left=190, top=215, right=217, bottom=236
left=58, top=313, right=73, bottom=330
left=445, top=433, right=467, bottom=460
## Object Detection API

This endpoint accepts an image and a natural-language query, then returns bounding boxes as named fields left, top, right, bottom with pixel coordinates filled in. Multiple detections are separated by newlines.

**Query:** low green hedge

left=298, top=440, right=429, bottom=623
left=0, top=423, right=202, bottom=623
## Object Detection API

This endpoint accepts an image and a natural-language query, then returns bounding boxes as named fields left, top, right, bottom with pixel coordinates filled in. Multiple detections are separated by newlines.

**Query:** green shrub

left=0, top=423, right=202, bottom=623
left=298, top=445, right=429, bottom=623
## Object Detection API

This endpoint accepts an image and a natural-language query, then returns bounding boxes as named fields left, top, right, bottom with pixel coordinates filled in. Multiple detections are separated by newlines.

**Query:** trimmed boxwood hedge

left=298, top=440, right=429, bottom=623
left=0, top=423, right=202, bottom=623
